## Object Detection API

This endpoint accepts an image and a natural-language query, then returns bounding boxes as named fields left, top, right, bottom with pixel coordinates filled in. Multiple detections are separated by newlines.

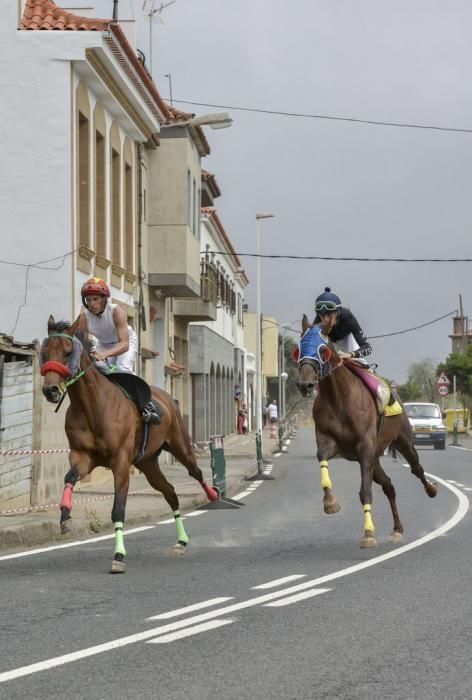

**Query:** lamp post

left=162, top=112, right=233, bottom=130
left=255, top=213, right=274, bottom=445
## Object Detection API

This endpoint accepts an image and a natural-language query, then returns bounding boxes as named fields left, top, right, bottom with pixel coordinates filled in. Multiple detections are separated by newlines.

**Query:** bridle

left=40, top=332, right=95, bottom=393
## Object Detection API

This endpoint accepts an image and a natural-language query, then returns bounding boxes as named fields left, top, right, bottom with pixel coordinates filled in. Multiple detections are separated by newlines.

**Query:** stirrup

left=142, top=401, right=161, bottom=425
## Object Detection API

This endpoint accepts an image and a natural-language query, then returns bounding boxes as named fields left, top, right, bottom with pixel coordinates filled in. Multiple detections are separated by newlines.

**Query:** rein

left=41, top=331, right=96, bottom=395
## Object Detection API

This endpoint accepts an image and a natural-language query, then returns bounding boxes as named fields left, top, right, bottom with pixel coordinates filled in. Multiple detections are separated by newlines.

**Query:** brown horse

left=295, top=316, right=437, bottom=548
left=40, top=316, right=218, bottom=573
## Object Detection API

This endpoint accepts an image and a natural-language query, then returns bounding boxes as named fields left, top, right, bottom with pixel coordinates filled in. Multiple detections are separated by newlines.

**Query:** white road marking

left=147, top=619, right=234, bottom=644
left=463, top=487, right=472, bottom=492
left=450, top=445, right=472, bottom=451
left=454, top=483, right=465, bottom=487
left=252, top=574, right=307, bottom=589
left=184, top=511, right=206, bottom=517
left=446, top=480, right=458, bottom=484
left=233, top=491, right=252, bottom=500
left=265, top=588, right=331, bottom=607
left=157, top=518, right=176, bottom=524
left=0, top=526, right=155, bottom=562
left=0, top=472, right=467, bottom=684
left=147, top=597, right=234, bottom=620
left=274, top=453, right=282, bottom=457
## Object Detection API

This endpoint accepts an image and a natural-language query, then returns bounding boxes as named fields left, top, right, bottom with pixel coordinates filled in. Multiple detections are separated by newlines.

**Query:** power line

left=207, top=251, right=472, bottom=263
left=370, top=310, right=456, bottom=339
left=170, top=99, right=472, bottom=135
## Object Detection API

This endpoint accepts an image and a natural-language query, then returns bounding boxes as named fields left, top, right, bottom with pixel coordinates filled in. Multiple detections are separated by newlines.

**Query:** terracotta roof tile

left=21, top=0, right=111, bottom=31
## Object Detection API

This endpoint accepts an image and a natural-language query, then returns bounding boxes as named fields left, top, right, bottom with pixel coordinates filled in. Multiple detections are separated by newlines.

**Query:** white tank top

left=84, top=303, right=132, bottom=346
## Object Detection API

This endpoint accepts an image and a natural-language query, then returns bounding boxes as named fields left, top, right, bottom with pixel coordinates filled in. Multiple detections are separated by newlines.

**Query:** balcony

left=173, top=258, right=218, bottom=321
left=147, top=223, right=200, bottom=297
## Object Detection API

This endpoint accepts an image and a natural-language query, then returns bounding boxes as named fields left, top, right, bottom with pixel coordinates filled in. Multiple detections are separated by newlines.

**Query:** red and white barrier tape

left=0, top=481, right=197, bottom=516
left=0, top=448, right=71, bottom=457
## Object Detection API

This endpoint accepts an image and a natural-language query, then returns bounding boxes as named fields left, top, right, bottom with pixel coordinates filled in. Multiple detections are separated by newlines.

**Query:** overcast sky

left=73, top=1, right=472, bottom=381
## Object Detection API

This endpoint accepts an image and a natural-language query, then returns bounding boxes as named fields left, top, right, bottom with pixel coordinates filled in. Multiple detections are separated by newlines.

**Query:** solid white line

left=0, top=472, right=467, bottom=684
left=184, top=511, right=206, bottom=517
left=450, top=445, right=472, bottom=451
left=264, top=588, right=331, bottom=607
left=0, top=526, right=155, bottom=562
left=147, top=619, right=234, bottom=643
left=157, top=518, right=175, bottom=524
left=252, top=574, right=307, bottom=589
left=147, top=597, right=234, bottom=620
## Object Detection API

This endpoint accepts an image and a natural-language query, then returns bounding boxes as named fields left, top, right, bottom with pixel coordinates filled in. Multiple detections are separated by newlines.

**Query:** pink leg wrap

left=60, top=483, right=74, bottom=510
left=202, top=481, right=219, bottom=502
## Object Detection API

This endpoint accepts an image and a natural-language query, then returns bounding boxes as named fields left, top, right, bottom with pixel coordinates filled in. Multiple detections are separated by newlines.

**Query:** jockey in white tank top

left=84, top=303, right=138, bottom=374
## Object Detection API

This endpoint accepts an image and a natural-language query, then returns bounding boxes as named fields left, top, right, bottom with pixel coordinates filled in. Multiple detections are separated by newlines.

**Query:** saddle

left=92, top=361, right=161, bottom=424
left=344, top=359, right=402, bottom=417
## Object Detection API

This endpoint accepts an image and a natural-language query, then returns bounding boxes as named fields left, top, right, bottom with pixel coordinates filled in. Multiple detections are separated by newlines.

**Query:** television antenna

left=142, top=1, right=177, bottom=76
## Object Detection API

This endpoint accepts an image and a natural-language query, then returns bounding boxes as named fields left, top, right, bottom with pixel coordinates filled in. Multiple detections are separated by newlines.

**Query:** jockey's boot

left=142, top=400, right=161, bottom=425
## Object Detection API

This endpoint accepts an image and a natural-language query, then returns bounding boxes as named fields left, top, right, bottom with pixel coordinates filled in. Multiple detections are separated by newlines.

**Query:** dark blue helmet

left=315, top=287, right=341, bottom=313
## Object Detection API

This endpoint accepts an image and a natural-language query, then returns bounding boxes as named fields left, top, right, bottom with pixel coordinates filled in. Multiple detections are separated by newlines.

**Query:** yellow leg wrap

left=320, top=460, right=332, bottom=490
left=363, top=504, right=375, bottom=533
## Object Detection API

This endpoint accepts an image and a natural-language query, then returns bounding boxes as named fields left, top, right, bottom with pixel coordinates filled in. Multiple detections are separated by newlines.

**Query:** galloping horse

left=295, top=316, right=437, bottom=548
left=40, top=316, right=218, bottom=573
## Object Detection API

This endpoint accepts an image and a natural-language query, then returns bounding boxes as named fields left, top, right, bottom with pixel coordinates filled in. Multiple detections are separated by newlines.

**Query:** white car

left=404, top=402, right=447, bottom=450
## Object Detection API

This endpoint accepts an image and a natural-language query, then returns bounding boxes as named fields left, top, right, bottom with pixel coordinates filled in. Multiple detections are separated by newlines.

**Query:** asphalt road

left=1, top=428, right=471, bottom=699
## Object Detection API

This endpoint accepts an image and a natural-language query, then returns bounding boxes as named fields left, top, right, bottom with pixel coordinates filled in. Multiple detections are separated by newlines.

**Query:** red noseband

left=40, top=360, right=71, bottom=378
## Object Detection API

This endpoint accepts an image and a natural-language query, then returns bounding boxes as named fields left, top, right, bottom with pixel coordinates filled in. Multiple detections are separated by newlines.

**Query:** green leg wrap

left=114, top=521, right=126, bottom=557
left=173, top=511, right=189, bottom=545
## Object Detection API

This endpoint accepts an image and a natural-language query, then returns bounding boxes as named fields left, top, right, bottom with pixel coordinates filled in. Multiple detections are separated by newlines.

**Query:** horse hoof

left=425, top=482, right=438, bottom=498
left=60, top=519, right=73, bottom=535
left=360, top=533, right=377, bottom=548
left=323, top=497, right=341, bottom=515
left=110, top=559, right=126, bottom=574
left=171, top=543, right=187, bottom=557
left=390, top=531, right=403, bottom=543
left=202, top=482, right=219, bottom=502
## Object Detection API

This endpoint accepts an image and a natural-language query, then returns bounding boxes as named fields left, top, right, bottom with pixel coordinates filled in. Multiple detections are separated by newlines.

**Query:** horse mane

left=48, top=320, right=71, bottom=332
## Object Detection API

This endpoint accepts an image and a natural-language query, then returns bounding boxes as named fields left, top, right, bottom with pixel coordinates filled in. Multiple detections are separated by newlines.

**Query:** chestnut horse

left=40, top=316, right=218, bottom=573
left=295, top=316, right=437, bottom=548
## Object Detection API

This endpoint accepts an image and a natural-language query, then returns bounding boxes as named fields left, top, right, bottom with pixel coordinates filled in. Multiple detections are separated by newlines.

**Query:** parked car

left=403, top=402, right=447, bottom=450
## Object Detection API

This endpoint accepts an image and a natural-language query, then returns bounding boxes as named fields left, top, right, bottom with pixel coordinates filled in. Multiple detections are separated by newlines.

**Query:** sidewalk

left=0, top=431, right=273, bottom=552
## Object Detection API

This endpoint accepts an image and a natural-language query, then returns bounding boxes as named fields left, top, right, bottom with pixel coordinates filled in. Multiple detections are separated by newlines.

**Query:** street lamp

left=163, top=112, right=233, bottom=130
left=255, top=213, right=274, bottom=446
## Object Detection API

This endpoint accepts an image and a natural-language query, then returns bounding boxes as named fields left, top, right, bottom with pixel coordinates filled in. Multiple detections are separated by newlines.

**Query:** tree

left=396, top=379, right=422, bottom=402
left=405, top=358, right=437, bottom=402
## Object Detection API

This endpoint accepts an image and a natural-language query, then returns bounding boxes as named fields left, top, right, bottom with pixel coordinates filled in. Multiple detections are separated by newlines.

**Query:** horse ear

left=291, top=347, right=300, bottom=363
left=302, top=314, right=310, bottom=333
left=48, top=315, right=55, bottom=331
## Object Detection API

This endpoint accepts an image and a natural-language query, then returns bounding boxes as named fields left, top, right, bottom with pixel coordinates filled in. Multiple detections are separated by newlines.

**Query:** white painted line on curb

left=264, top=588, right=331, bottom=607
left=0, top=526, right=155, bottom=562
left=252, top=574, right=307, bottom=589
left=148, top=597, right=234, bottom=621
left=147, top=619, right=234, bottom=644
left=0, top=472, right=467, bottom=683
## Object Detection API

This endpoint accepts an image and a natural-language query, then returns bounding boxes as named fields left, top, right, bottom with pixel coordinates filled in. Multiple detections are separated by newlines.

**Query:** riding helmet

left=81, top=277, right=110, bottom=308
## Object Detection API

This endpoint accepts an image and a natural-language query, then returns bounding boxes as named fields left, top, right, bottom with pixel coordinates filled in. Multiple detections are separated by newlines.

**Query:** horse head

left=40, top=315, right=82, bottom=403
left=294, top=314, right=334, bottom=397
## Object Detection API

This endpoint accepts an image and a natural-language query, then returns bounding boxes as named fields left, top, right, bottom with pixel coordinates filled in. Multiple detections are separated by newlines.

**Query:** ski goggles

left=315, top=300, right=339, bottom=313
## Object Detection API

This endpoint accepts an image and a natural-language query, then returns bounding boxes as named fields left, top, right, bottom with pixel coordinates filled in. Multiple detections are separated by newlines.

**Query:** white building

left=189, top=206, right=249, bottom=442
left=0, top=0, right=168, bottom=342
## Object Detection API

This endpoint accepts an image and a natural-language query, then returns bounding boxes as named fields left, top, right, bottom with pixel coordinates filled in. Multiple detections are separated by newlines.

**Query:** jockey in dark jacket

left=314, top=287, right=372, bottom=361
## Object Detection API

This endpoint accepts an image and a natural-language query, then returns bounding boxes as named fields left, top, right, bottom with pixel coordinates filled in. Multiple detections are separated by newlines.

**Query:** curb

left=0, top=457, right=263, bottom=553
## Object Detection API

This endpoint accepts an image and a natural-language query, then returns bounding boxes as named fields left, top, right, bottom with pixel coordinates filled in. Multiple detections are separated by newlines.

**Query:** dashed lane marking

left=147, top=619, right=234, bottom=644
left=147, top=597, right=234, bottom=621
left=264, top=588, right=331, bottom=607
left=252, top=575, right=307, bottom=589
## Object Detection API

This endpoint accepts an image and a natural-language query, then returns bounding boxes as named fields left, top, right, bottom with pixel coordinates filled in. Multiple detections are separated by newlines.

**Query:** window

left=124, top=139, right=134, bottom=273
left=187, top=169, right=192, bottom=231
left=111, top=147, right=121, bottom=265
left=78, top=112, right=90, bottom=247
left=192, top=178, right=197, bottom=237
left=94, top=129, right=106, bottom=257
